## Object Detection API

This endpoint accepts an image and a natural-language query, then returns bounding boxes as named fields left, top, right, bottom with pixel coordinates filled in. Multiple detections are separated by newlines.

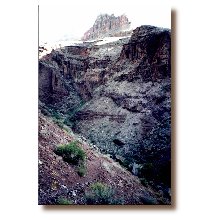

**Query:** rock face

left=39, top=37, right=129, bottom=112
left=119, top=25, right=171, bottom=81
left=73, top=26, right=171, bottom=179
left=82, top=14, right=131, bottom=41
left=39, top=25, right=171, bottom=203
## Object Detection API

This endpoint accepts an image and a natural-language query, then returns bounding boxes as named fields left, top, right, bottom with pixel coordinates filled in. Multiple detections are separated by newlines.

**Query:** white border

left=0, top=0, right=219, bottom=219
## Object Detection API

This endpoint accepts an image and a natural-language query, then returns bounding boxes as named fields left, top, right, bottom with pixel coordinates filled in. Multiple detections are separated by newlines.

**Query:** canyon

left=39, top=14, right=171, bottom=205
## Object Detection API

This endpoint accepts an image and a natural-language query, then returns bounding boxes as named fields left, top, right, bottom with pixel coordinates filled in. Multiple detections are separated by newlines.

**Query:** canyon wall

left=39, top=24, right=171, bottom=197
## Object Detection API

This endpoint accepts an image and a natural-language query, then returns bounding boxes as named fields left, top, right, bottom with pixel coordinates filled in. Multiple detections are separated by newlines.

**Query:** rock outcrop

left=118, top=25, right=171, bottom=81
left=39, top=24, right=171, bottom=204
left=82, top=14, right=131, bottom=41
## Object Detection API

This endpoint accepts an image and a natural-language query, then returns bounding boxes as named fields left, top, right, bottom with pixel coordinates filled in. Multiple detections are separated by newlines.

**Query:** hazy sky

left=39, top=1, right=171, bottom=43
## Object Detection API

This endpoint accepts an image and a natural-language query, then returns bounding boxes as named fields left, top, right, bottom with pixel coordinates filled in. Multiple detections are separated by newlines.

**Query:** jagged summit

left=82, top=13, right=131, bottom=41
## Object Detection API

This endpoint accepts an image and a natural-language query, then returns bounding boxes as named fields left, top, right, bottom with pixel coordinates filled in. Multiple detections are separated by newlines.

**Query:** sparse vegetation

left=85, top=182, right=123, bottom=205
left=54, top=141, right=86, bottom=176
left=63, top=101, right=85, bottom=128
left=57, top=197, right=72, bottom=205
left=39, top=102, right=75, bottom=130
left=54, top=141, right=86, bottom=165
left=39, top=103, right=66, bottom=128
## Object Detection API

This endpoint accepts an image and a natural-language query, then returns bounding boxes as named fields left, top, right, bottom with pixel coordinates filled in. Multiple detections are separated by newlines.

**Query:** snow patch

left=39, top=40, right=84, bottom=58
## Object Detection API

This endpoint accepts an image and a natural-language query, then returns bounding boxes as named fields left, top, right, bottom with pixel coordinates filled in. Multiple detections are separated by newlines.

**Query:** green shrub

left=90, top=182, right=110, bottom=194
left=63, top=102, right=85, bottom=127
left=85, top=182, right=123, bottom=205
left=57, top=197, right=72, bottom=205
left=54, top=141, right=87, bottom=177
left=54, top=141, right=86, bottom=165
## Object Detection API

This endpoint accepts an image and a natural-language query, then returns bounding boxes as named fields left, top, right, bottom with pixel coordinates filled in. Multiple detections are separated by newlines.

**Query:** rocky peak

left=82, top=14, right=131, bottom=41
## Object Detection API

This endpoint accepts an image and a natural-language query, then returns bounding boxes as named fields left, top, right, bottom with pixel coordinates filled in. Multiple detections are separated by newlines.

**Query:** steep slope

left=38, top=112, right=166, bottom=205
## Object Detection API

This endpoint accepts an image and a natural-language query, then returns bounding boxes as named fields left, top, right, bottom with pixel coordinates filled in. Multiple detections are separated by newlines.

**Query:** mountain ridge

left=82, top=13, right=131, bottom=41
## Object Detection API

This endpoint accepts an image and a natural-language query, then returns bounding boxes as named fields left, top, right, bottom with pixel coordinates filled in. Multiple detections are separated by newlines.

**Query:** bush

left=54, top=141, right=86, bottom=165
left=85, top=182, right=123, bottom=205
left=57, top=197, right=72, bottom=205
left=63, top=102, right=85, bottom=128
left=54, top=141, right=87, bottom=176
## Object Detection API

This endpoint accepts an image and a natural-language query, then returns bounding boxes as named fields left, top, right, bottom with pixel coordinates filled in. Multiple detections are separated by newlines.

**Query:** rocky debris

left=38, top=112, right=164, bottom=205
left=82, top=14, right=131, bottom=41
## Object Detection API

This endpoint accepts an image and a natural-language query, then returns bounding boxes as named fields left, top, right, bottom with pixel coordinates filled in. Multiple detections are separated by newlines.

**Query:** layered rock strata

left=82, top=14, right=131, bottom=41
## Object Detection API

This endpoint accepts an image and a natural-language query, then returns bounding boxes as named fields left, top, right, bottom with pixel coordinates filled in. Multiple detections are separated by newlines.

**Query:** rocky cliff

left=39, top=24, right=171, bottom=204
left=73, top=26, right=171, bottom=187
left=39, top=36, right=129, bottom=112
left=82, top=14, right=131, bottom=41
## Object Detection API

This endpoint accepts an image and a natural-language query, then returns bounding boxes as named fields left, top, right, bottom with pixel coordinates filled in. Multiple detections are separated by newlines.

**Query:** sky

left=39, top=1, right=171, bottom=43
